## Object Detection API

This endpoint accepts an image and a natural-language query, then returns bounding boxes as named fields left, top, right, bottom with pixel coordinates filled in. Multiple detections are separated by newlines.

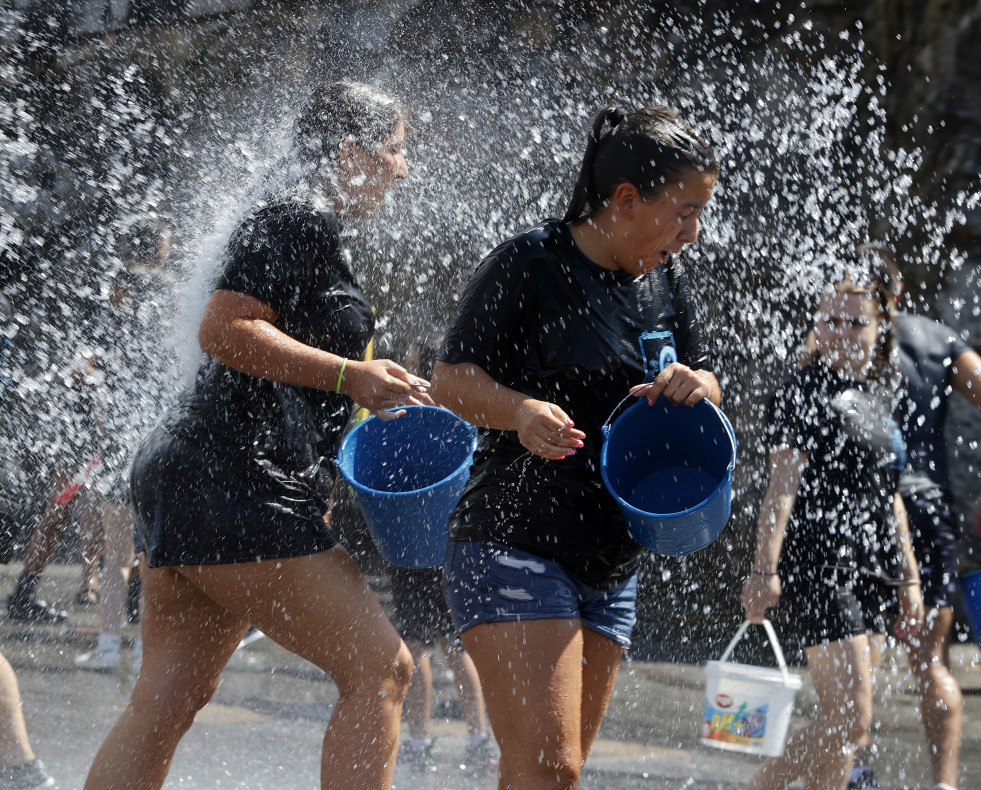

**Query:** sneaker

left=74, top=646, right=120, bottom=672
left=236, top=627, right=266, bottom=650
left=0, top=758, right=55, bottom=788
left=6, top=594, right=68, bottom=623
left=847, top=766, right=880, bottom=790
left=400, top=738, right=438, bottom=774
left=460, top=735, right=498, bottom=774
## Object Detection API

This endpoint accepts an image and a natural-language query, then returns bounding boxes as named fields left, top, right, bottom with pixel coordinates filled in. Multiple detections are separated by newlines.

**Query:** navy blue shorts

left=783, top=569, right=892, bottom=649
left=904, top=490, right=959, bottom=609
left=442, top=540, right=638, bottom=648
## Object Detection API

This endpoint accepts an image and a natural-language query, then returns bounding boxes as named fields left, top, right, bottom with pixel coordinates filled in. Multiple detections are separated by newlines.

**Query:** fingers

left=530, top=419, right=586, bottom=460
left=638, top=364, right=708, bottom=407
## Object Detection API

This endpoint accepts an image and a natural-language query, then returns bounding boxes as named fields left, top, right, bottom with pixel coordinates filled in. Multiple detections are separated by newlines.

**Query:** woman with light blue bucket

left=432, top=103, right=725, bottom=789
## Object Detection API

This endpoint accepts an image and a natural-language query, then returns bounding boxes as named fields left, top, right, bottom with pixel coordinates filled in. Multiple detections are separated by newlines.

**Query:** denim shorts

left=442, top=540, right=638, bottom=647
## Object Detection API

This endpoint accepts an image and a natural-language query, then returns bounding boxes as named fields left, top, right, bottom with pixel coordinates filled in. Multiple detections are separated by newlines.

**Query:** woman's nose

left=678, top=215, right=699, bottom=244
left=394, top=153, right=409, bottom=180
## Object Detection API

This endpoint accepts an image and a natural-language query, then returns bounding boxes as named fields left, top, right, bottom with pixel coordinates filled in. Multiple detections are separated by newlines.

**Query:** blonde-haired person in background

left=742, top=263, right=923, bottom=790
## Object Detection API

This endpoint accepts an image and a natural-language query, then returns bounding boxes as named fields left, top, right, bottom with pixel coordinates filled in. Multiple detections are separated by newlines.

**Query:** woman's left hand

left=894, top=583, right=924, bottom=641
left=629, top=364, right=719, bottom=407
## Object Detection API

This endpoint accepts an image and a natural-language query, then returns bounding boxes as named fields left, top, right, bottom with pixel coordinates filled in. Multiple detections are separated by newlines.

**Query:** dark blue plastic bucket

left=601, top=396, right=737, bottom=556
left=963, top=570, right=981, bottom=649
left=337, top=406, right=477, bottom=568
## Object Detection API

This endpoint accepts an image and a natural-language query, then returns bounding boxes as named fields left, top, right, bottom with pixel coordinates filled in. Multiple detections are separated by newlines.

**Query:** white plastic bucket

left=701, top=619, right=802, bottom=757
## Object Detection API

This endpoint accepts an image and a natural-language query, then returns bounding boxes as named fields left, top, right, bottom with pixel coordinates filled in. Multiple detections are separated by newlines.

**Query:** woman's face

left=617, top=170, right=716, bottom=276
left=334, top=118, right=409, bottom=217
left=813, top=291, right=881, bottom=378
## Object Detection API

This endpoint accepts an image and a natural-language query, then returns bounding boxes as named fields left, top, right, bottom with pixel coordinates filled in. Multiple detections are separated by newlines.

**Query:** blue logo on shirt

left=639, top=330, right=677, bottom=383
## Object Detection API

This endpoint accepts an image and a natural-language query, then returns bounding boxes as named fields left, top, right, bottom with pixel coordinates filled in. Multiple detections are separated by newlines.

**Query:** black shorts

left=388, top=565, right=454, bottom=646
left=782, top=569, right=892, bottom=649
left=131, top=427, right=337, bottom=568
left=903, top=489, right=959, bottom=608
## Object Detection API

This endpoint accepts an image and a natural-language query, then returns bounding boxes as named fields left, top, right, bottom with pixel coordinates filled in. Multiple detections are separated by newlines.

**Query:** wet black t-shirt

left=768, top=363, right=906, bottom=585
left=895, top=313, right=973, bottom=497
left=169, top=198, right=374, bottom=512
left=439, top=220, right=711, bottom=587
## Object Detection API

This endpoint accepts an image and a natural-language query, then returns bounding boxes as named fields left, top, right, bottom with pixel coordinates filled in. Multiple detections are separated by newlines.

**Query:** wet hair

left=821, top=246, right=898, bottom=381
left=562, top=105, right=719, bottom=224
left=295, top=81, right=406, bottom=164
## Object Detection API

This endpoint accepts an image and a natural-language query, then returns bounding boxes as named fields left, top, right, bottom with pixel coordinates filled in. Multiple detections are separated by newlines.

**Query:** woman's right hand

left=740, top=573, right=781, bottom=624
left=342, top=359, right=434, bottom=419
left=516, top=399, right=586, bottom=460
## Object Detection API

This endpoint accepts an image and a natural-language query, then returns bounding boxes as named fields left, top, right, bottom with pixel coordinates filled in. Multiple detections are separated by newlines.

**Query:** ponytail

left=562, top=106, right=627, bottom=223
left=563, top=104, right=718, bottom=225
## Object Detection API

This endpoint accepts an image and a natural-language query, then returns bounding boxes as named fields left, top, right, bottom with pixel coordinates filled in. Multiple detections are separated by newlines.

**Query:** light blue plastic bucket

left=962, top=570, right=981, bottom=649
left=601, top=395, right=737, bottom=556
left=337, top=406, right=477, bottom=568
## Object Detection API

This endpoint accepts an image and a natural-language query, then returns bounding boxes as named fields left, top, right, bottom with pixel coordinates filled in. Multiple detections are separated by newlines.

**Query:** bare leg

left=83, top=566, right=248, bottom=790
left=441, top=638, right=488, bottom=737
left=905, top=606, right=962, bottom=788
left=85, top=547, right=412, bottom=790
left=746, top=635, right=875, bottom=790
left=462, top=618, right=623, bottom=790
left=0, top=651, right=34, bottom=766
left=20, top=469, right=83, bottom=575
left=92, top=498, right=135, bottom=635
left=76, top=494, right=102, bottom=601
left=403, top=640, right=434, bottom=740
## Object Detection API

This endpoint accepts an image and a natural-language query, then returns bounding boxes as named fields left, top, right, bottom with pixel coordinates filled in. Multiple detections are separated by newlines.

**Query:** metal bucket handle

left=717, top=619, right=792, bottom=683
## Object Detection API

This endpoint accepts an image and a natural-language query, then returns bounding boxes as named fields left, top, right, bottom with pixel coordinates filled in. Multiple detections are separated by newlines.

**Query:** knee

left=336, top=639, right=414, bottom=703
left=129, top=671, right=222, bottom=735
left=502, top=743, right=581, bottom=789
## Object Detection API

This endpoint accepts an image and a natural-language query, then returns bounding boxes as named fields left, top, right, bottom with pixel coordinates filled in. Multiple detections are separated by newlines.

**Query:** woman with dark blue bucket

left=433, top=104, right=721, bottom=789
left=84, top=83, right=432, bottom=790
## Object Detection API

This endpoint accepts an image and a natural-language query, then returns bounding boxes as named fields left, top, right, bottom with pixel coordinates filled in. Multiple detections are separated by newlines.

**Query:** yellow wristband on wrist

left=336, top=358, right=348, bottom=394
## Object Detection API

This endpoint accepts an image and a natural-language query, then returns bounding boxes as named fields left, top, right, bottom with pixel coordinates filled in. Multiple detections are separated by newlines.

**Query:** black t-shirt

left=768, top=363, right=906, bottom=584
left=895, top=312, right=973, bottom=497
left=168, top=198, right=374, bottom=511
left=439, top=219, right=711, bottom=587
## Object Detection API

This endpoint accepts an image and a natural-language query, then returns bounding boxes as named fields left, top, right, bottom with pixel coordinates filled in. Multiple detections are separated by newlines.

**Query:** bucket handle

left=717, top=619, right=792, bottom=682
left=601, top=393, right=738, bottom=465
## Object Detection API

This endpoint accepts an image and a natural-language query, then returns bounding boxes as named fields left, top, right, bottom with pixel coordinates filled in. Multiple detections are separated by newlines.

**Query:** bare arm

left=950, top=348, right=981, bottom=534
left=740, top=446, right=806, bottom=622
left=198, top=289, right=432, bottom=415
left=431, top=360, right=585, bottom=460
left=891, top=493, right=923, bottom=640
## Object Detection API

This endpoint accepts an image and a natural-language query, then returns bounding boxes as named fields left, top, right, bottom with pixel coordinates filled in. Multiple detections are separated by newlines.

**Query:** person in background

left=0, top=649, right=54, bottom=789
left=803, top=245, right=981, bottom=790
left=390, top=328, right=494, bottom=775
left=433, top=104, right=720, bottom=789
left=83, top=81, right=429, bottom=790
left=75, top=217, right=174, bottom=672
left=742, top=260, right=923, bottom=790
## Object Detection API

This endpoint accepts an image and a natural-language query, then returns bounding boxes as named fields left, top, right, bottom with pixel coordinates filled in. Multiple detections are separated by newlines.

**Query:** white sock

left=930, top=784, right=957, bottom=790
left=95, top=633, right=122, bottom=653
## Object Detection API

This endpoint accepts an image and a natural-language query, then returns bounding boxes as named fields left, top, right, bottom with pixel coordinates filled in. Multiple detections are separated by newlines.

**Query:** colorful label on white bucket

left=702, top=694, right=770, bottom=752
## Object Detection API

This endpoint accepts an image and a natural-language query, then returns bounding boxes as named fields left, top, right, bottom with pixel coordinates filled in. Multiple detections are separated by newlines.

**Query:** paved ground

left=2, top=562, right=980, bottom=789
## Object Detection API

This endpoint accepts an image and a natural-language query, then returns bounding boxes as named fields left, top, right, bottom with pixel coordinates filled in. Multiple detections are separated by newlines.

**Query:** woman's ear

left=337, top=138, right=357, bottom=169
left=613, top=182, right=641, bottom=221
